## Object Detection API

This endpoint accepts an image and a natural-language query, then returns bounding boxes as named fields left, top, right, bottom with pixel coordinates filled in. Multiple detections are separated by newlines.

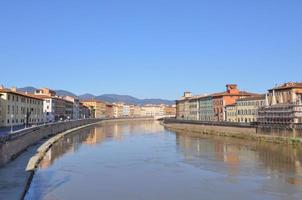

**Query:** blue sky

left=0, top=0, right=301, bottom=100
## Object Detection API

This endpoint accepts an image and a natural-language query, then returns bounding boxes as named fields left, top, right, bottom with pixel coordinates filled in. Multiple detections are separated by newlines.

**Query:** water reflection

left=175, top=131, right=302, bottom=177
left=39, top=121, right=165, bottom=169
left=26, top=121, right=302, bottom=200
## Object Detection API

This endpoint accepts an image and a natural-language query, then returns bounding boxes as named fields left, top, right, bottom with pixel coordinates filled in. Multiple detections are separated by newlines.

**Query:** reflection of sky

left=26, top=121, right=302, bottom=200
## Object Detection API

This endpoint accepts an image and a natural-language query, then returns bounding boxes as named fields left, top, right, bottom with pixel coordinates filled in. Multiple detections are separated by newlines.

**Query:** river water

left=25, top=121, right=302, bottom=200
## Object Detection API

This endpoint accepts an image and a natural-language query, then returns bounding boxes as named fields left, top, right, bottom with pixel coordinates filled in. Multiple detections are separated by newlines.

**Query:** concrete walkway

left=0, top=141, right=44, bottom=200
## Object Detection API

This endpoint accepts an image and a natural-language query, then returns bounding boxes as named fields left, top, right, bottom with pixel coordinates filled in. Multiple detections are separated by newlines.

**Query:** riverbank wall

left=0, top=119, right=102, bottom=167
left=163, top=119, right=302, bottom=145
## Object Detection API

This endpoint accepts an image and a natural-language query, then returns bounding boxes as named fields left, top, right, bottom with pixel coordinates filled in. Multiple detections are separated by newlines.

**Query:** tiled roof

left=81, top=99, right=105, bottom=103
left=269, top=82, right=302, bottom=91
left=211, top=91, right=256, bottom=98
left=0, top=89, right=43, bottom=101
left=236, top=94, right=265, bottom=101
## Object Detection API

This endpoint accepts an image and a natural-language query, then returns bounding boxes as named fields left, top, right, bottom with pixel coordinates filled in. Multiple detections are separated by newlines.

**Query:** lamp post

left=10, top=114, right=14, bottom=133
left=24, top=114, right=27, bottom=128
left=35, top=114, right=38, bottom=126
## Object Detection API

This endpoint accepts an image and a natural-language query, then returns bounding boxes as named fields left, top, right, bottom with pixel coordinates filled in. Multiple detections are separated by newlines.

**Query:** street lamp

left=35, top=114, right=38, bottom=126
left=24, top=114, right=27, bottom=128
left=10, top=114, right=14, bottom=133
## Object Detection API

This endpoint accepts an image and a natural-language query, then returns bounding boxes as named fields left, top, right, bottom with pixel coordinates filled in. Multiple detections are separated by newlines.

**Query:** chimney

left=184, top=92, right=192, bottom=98
left=11, top=86, right=17, bottom=92
left=226, top=84, right=238, bottom=94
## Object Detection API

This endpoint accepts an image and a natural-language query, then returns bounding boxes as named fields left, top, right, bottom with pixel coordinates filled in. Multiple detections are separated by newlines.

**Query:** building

left=130, top=105, right=142, bottom=117
left=0, top=86, right=44, bottom=127
left=81, top=100, right=107, bottom=118
left=236, top=95, right=265, bottom=123
left=79, top=103, right=90, bottom=119
left=258, top=83, right=302, bottom=126
left=212, top=84, right=255, bottom=122
left=198, top=95, right=213, bottom=121
left=106, top=104, right=114, bottom=118
left=34, top=88, right=69, bottom=122
left=64, top=96, right=80, bottom=120
left=164, top=105, right=176, bottom=117
left=122, top=104, right=131, bottom=117
left=188, top=97, right=199, bottom=120
left=64, top=99, right=74, bottom=120
left=141, top=105, right=164, bottom=117
left=225, top=104, right=237, bottom=122
left=176, top=92, right=192, bottom=119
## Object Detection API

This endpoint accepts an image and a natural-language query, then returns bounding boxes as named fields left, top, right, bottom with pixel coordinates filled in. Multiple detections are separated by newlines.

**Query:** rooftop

left=269, top=82, right=302, bottom=91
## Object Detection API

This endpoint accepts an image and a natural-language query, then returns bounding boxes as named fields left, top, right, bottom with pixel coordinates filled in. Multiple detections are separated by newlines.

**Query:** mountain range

left=17, top=87, right=174, bottom=105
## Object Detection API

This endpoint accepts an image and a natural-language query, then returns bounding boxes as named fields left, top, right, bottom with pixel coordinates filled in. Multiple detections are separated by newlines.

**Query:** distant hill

left=18, top=87, right=77, bottom=98
left=18, top=86, right=37, bottom=93
left=94, top=94, right=174, bottom=105
left=17, top=87, right=174, bottom=105
left=78, top=93, right=96, bottom=100
left=55, top=90, right=77, bottom=98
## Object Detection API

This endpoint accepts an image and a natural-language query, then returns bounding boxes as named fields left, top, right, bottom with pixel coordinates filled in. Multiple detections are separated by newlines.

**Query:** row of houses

left=82, top=100, right=175, bottom=119
left=0, top=86, right=176, bottom=128
left=176, top=83, right=302, bottom=126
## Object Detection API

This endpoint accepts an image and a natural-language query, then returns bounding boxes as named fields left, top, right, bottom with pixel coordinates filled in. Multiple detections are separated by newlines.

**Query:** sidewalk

left=0, top=125, right=27, bottom=137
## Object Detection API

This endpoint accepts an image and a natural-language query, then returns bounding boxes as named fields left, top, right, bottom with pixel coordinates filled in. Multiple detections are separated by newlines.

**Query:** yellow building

left=81, top=100, right=107, bottom=118
left=0, top=86, right=44, bottom=127
left=236, top=95, right=265, bottom=123
left=225, top=104, right=237, bottom=122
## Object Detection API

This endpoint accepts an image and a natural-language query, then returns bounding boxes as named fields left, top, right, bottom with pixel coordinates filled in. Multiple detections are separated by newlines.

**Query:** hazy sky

left=0, top=0, right=301, bottom=99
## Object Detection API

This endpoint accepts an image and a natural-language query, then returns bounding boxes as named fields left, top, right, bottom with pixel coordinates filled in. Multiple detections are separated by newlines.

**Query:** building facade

left=225, top=104, right=237, bottom=122
left=212, top=84, right=254, bottom=122
left=198, top=96, right=213, bottom=121
left=188, top=97, right=199, bottom=120
left=0, top=87, right=44, bottom=127
left=64, top=96, right=80, bottom=120
left=176, top=92, right=192, bottom=119
left=258, top=83, right=302, bottom=126
left=236, top=95, right=265, bottom=123
left=81, top=100, right=107, bottom=118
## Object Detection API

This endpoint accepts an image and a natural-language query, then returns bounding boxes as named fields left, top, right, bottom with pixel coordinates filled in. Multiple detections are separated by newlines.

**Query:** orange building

left=211, top=84, right=255, bottom=121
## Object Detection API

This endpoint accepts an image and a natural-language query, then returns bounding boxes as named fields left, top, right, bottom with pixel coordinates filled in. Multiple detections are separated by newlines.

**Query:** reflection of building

left=0, top=86, right=44, bottom=127
left=83, top=127, right=106, bottom=145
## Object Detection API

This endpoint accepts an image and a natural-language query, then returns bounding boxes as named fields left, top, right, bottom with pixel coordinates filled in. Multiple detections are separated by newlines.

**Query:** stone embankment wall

left=163, top=119, right=302, bottom=145
left=0, top=119, right=101, bottom=167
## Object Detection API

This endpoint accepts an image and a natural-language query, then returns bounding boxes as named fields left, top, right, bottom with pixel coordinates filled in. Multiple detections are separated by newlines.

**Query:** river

left=25, top=120, right=302, bottom=200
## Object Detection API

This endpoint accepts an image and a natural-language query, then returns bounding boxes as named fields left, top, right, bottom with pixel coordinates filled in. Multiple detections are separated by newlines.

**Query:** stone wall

left=163, top=119, right=302, bottom=145
left=0, top=119, right=100, bottom=167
